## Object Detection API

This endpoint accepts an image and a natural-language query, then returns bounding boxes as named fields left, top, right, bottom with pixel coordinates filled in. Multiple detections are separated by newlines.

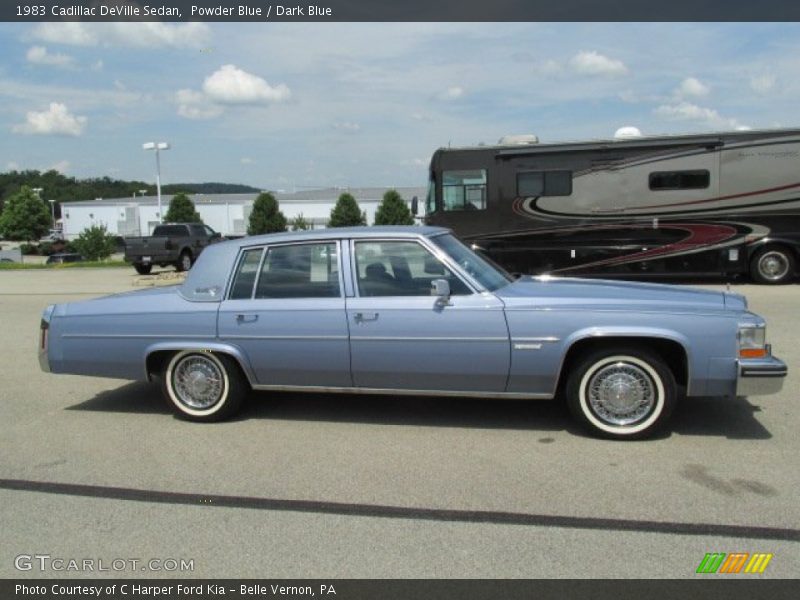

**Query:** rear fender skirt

left=143, top=341, right=256, bottom=385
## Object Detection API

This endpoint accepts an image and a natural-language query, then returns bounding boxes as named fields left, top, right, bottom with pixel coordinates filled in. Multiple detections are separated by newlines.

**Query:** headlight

left=738, top=324, right=767, bottom=358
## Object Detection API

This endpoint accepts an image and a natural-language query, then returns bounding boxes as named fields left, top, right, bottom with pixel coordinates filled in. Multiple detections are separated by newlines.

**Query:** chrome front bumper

left=737, top=354, right=787, bottom=397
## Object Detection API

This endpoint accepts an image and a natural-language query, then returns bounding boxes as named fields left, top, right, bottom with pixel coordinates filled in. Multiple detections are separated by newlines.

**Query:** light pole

left=48, top=199, right=56, bottom=231
left=142, top=142, right=170, bottom=223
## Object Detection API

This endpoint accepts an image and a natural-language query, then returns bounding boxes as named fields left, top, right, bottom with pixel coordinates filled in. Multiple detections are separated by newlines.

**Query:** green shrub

left=73, top=224, right=116, bottom=261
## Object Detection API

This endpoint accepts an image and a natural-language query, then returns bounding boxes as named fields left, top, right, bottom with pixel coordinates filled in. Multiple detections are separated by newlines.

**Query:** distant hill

left=0, top=170, right=261, bottom=213
left=162, top=183, right=261, bottom=195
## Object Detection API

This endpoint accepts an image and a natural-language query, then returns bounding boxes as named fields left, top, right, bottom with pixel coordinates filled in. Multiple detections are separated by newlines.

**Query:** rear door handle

left=354, top=312, right=379, bottom=323
left=236, top=314, right=259, bottom=324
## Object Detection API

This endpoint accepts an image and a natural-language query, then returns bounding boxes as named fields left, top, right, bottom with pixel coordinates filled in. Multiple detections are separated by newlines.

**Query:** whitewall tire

left=566, top=347, right=676, bottom=440
left=162, top=350, right=246, bottom=421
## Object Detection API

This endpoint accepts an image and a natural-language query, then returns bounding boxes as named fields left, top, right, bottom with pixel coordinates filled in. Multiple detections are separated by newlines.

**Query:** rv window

left=425, top=177, right=436, bottom=214
left=442, top=169, right=487, bottom=211
left=649, top=170, right=710, bottom=190
left=517, top=171, right=572, bottom=197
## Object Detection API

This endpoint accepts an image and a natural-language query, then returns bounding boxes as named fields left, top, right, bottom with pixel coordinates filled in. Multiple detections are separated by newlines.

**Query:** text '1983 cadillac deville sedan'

left=39, top=226, right=787, bottom=439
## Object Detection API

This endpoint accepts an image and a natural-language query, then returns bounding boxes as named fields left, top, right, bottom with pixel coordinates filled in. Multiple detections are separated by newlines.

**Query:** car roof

left=223, top=225, right=450, bottom=249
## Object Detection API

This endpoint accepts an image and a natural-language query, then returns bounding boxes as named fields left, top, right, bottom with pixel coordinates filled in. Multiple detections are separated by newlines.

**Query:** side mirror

left=411, top=196, right=419, bottom=216
left=431, top=278, right=451, bottom=305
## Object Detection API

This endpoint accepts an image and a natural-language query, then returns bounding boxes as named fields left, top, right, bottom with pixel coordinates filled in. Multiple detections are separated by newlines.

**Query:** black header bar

left=3, top=0, right=800, bottom=22
left=3, top=579, right=799, bottom=600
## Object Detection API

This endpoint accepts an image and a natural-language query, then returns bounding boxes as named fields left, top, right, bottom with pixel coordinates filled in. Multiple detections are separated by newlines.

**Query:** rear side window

left=649, top=170, right=710, bottom=190
left=229, top=248, right=263, bottom=299
left=255, top=243, right=340, bottom=299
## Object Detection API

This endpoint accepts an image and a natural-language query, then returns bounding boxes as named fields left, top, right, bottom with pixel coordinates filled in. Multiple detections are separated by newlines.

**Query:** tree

left=290, top=213, right=311, bottom=231
left=0, top=186, right=51, bottom=241
left=164, top=192, right=202, bottom=223
left=374, top=189, right=415, bottom=225
left=328, top=192, right=367, bottom=227
left=248, top=192, right=287, bottom=235
left=73, top=224, right=116, bottom=261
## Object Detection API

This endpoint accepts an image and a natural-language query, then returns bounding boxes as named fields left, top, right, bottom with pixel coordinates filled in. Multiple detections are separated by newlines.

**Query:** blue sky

left=0, top=22, right=798, bottom=190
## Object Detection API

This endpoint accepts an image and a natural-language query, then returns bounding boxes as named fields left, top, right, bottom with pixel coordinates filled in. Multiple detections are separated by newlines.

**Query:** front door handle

left=353, top=312, right=379, bottom=323
left=236, top=314, right=259, bottom=324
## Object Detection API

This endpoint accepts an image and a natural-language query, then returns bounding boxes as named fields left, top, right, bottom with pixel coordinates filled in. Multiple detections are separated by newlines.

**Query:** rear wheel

left=750, top=246, right=795, bottom=284
left=176, top=250, right=193, bottom=272
left=566, top=347, right=676, bottom=440
left=134, top=263, right=152, bottom=275
left=162, top=350, right=247, bottom=421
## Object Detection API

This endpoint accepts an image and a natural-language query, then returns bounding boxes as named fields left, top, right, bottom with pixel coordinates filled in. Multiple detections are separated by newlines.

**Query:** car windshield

left=430, top=234, right=513, bottom=291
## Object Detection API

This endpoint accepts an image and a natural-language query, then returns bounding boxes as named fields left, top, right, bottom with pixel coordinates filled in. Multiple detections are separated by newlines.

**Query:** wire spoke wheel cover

left=165, top=351, right=230, bottom=417
left=586, top=360, right=656, bottom=426
left=567, top=349, right=675, bottom=439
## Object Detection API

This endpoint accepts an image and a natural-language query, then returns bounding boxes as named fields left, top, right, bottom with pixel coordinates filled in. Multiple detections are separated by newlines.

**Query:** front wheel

left=162, top=350, right=247, bottom=421
left=566, top=347, right=676, bottom=440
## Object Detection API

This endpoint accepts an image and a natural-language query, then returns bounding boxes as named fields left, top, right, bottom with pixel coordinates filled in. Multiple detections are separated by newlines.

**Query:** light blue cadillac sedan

left=39, top=226, right=786, bottom=439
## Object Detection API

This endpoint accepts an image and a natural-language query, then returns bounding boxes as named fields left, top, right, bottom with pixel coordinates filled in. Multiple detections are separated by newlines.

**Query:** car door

left=347, top=238, right=510, bottom=392
left=217, top=241, right=351, bottom=387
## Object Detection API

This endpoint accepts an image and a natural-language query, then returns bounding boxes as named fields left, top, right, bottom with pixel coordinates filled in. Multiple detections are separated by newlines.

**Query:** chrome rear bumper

left=737, top=354, right=787, bottom=397
left=38, top=307, right=53, bottom=373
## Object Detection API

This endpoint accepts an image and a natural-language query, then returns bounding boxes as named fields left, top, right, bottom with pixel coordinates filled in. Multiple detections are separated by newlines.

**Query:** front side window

left=442, top=169, right=487, bottom=211
left=354, top=240, right=471, bottom=297
left=649, top=170, right=710, bottom=190
left=255, top=243, right=340, bottom=298
left=517, top=171, right=572, bottom=197
left=430, top=234, right=512, bottom=292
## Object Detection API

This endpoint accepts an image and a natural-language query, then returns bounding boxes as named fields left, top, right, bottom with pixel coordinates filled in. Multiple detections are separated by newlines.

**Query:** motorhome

left=423, top=129, right=800, bottom=283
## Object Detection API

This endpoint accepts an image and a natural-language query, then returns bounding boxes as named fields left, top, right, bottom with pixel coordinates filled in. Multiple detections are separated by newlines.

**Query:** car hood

left=495, top=276, right=746, bottom=313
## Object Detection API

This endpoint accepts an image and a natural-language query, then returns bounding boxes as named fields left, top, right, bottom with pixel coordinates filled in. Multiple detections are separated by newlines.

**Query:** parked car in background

left=45, top=253, right=84, bottom=265
left=39, top=226, right=786, bottom=439
left=124, top=223, right=222, bottom=274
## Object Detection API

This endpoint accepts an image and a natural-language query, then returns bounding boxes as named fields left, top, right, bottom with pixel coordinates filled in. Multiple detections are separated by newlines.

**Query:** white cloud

left=26, top=46, right=74, bottom=68
left=568, top=51, right=628, bottom=76
left=438, top=86, right=464, bottom=100
left=537, top=59, right=563, bottom=76
left=91, top=60, right=104, bottom=71
left=654, top=101, right=746, bottom=130
left=411, top=112, right=432, bottom=121
left=30, top=22, right=210, bottom=49
left=50, top=160, right=70, bottom=173
left=7, top=161, right=20, bottom=171
left=12, top=103, right=87, bottom=136
left=332, top=121, right=361, bottom=133
left=175, top=89, right=223, bottom=120
left=240, top=157, right=254, bottom=165
left=677, top=77, right=710, bottom=98
left=750, top=74, right=776, bottom=94
left=202, top=64, right=291, bottom=104
left=31, top=23, right=97, bottom=46
left=108, top=22, right=210, bottom=49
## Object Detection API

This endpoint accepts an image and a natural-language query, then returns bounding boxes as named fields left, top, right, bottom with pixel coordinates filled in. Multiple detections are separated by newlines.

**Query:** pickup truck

left=124, top=223, right=222, bottom=274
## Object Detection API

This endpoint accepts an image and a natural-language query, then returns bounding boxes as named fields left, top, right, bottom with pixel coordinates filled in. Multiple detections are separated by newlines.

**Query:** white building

left=60, top=187, right=427, bottom=239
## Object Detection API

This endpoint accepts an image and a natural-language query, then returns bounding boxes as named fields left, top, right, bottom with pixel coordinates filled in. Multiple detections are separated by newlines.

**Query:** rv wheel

left=750, top=246, right=795, bottom=284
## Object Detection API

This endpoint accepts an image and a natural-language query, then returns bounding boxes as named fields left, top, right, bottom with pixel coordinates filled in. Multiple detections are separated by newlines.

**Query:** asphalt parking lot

left=1, top=268, right=798, bottom=578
